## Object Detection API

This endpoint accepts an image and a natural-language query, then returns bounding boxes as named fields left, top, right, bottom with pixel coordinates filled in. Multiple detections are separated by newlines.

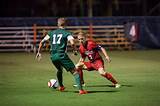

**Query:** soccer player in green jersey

left=36, top=18, right=87, bottom=94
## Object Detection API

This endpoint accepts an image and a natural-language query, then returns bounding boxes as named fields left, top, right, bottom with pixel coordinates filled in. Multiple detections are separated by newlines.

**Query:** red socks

left=76, top=68, right=85, bottom=84
left=101, top=72, right=118, bottom=84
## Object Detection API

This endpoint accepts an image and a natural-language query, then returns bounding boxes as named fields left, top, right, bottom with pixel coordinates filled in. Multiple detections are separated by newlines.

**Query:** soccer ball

left=48, top=79, right=59, bottom=88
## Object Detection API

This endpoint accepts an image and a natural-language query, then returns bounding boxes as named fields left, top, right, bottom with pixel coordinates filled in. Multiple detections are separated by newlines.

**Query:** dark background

left=0, top=0, right=160, bottom=17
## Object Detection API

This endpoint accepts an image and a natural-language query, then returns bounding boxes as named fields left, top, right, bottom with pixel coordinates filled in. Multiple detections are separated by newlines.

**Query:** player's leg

left=73, top=61, right=94, bottom=87
left=75, top=61, right=87, bottom=85
left=61, top=55, right=87, bottom=94
left=98, top=68, right=120, bottom=88
left=98, top=68, right=117, bottom=84
left=52, top=60, right=65, bottom=91
left=93, top=60, right=120, bottom=88
left=73, top=68, right=85, bottom=87
left=70, top=69, right=87, bottom=94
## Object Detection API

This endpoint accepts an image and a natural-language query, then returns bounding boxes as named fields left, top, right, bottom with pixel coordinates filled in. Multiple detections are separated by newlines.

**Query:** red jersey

left=79, top=40, right=102, bottom=62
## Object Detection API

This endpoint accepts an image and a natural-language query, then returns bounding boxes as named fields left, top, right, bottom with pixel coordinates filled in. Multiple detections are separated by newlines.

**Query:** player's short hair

left=57, top=18, right=66, bottom=27
left=74, top=29, right=87, bottom=37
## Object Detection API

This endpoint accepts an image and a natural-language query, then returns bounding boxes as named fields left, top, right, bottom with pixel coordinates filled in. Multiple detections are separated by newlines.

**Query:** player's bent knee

left=98, top=68, right=106, bottom=75
left=76, top=62, right=84, bottom=68
left=75, top=64, right=80, bottom=68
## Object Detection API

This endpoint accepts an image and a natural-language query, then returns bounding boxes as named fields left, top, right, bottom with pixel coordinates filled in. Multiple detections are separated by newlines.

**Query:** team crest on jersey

left=84, top=50, right=94, bottom=60
left=85, top=50, right=93, bottom=55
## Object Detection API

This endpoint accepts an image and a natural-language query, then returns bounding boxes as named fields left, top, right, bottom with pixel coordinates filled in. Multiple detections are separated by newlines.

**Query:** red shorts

left=83, top=59, right=104, bottom=71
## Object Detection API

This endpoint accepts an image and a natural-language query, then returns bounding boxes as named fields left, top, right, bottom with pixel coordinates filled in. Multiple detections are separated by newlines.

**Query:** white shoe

left=73, top=84, right=85, bottom=87
left=115, top=84, right=121, bottom=88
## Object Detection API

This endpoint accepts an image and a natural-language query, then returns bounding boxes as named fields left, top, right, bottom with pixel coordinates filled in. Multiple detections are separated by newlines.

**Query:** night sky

left=0, top=0, right=160, bottom=17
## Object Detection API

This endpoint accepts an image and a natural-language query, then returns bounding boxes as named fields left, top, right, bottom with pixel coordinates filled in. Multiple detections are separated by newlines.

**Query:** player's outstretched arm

left=36, top=41, right=43, bottom=61
left=36, top=35, right=50, bottom=61
left=100, top=47, right=111, bottom=63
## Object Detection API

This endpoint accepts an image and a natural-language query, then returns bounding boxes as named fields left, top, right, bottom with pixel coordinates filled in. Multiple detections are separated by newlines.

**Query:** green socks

left=74, top=73, right=82, bottom=90
left=57, top=71, right=63, bottom=87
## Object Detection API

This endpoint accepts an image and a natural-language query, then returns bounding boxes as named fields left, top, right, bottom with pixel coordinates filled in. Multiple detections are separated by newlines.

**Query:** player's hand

left=105, top=56, right=111, bottom=63
left=36, top=52, right=42, bottom=61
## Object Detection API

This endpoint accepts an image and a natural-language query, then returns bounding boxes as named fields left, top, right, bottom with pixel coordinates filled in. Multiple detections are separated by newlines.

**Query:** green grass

left=0, top=50, right=160, bottom=106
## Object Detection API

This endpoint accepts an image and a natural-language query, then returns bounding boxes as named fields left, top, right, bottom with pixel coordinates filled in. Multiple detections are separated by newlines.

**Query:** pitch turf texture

left=0, top=50, right=160, bottom=106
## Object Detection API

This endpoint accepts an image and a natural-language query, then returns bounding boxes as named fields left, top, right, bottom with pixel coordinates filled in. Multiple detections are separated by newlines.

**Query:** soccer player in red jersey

left=74, top=30, right=121, bottom=88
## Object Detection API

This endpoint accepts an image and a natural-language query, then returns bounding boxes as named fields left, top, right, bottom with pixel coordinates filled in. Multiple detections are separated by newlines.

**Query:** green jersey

left=48, top=28, right=73, bottom=61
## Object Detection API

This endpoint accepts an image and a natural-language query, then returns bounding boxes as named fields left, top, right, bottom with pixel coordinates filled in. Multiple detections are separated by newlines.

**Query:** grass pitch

left=0, top=50, right=160, bottom=106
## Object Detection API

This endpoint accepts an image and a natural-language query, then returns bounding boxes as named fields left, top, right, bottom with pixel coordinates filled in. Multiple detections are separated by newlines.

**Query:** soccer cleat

left=114, top=84, right=121, bottom=88
left=73, top=83, right=85, bottom=87
left=58, top=86, right=65, bottom=91
left=79, top=90, right=88, bottom=94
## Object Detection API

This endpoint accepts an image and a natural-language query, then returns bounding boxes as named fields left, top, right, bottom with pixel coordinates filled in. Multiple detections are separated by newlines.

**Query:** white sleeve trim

left=67, top=35, right=74, bottom=41
left=42, top=34, right=50, bottom=42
